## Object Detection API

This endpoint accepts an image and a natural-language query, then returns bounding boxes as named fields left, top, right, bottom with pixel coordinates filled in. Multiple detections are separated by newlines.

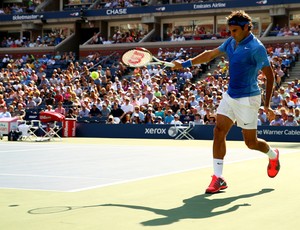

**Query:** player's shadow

left=103, top=188, right=274, bottom=226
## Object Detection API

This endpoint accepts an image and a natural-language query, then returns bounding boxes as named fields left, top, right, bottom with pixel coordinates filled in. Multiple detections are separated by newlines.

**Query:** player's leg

left=234, top=93, right=280, bottom=179
left=242, top=129, right=280, bottom=178
left=205, top=114, right=233, bottom=194
left=213, top=114, right=234, bottom=160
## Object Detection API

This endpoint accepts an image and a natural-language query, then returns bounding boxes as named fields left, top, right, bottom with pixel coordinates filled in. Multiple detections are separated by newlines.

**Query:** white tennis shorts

left=217, top=92, right=261, bottom=129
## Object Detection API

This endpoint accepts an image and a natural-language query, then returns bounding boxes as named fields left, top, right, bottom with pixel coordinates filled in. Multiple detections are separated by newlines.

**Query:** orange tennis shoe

left=205, top=175, right=228, bottom=194
left=267, top=149, right=280, bottom=178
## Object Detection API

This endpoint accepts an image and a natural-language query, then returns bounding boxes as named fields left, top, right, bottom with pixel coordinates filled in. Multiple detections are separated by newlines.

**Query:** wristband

left=182, top=59, right=192, bottom=68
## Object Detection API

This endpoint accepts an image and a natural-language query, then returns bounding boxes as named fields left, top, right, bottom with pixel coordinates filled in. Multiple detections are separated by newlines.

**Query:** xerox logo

left=145, top=128, right=166, bottom=135
left=106, top=9, right=127, bottom=15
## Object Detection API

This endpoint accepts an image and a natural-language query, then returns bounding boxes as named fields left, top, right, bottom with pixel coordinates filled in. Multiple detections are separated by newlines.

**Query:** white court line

left=0, top=146, right=79, bottom=153
left=0, top=173, right=117, bottom=180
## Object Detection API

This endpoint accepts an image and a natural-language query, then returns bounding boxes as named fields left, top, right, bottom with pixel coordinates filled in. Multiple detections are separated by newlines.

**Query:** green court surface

left=0, top=138, right=299, bottom=230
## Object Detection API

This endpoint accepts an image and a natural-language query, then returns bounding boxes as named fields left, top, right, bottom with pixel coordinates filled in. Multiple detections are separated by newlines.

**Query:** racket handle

left=161, top=61, right=175, bottom=67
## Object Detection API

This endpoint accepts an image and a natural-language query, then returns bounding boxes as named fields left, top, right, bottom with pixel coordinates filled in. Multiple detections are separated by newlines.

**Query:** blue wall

left=75, top=123, right=300, bottom=142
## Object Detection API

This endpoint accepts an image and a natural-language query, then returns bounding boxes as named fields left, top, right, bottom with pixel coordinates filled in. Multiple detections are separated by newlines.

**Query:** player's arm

left=172, top=48, right=223, bottom=69
left=262, top=65, right=275, bottom=108
left=262, top=65, right=275, bottom=121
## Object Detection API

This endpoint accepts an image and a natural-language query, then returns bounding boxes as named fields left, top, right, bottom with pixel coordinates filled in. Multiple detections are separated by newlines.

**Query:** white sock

left=266, top=148, right=277, bottom=159
left=213, top=158, right=224, bottom=178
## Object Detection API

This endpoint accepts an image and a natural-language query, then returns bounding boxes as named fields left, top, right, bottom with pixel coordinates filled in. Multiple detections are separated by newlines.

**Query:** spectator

left=203, top=107, right=213, bottom=123
left=279, top=107, right=288, bottom=121
left=170, top=114, right=182, bottom=125
left=100, top=103, right=111, bottom=118
left=277, top=86, right=288, bottom=99
left=14, top=103, right=26, bottom=120
left=89, top=104, right=102, bottom=118
left=217, top=56, right=227, bottom=69
left=26, top=96, right=36, bottom=109
left=138, top=92, right=149, bottom=106
left=144, top=112, right=154, bottom=124
left=66, top=108, right=77, bottom=119
left=284, top=113, right=298, bottom=126
left=106, top=115, right=116, bottom=124
left=2, top=54, right=10, bottom=67
left=153, top=104, right=164, bottom=119
left=0, top=94, right=6, bottom=107
left=109, top=102, right=124, bottom=123
left=179, top=107, right=190, bottom=124
left=0, top=106, right=11, bottom=118
left=270, top=111, right=284, bottom=126
left=164, top=109, right=174, bottom=124
left=123, top=113, right=132, bottom=124
left=193, top=113, right=204, bottom=125
left=130, top=105, right=144, bottom=122
left=258, top=106, right=268, bottom=125
left=285, top=94, right=295, bottom=107
left=78, top=105, right=90, bottom=118
left=54, top=101, right=66, bottom=116
left=155, top=116, right=164, bottom=124
left=289, top=88, right=298, bottom=104
left=45, top=105, right=55, bottom=112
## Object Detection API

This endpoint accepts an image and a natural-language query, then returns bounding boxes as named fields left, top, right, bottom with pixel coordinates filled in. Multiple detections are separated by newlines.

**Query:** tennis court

left=0, top=138, right=299, bottom=230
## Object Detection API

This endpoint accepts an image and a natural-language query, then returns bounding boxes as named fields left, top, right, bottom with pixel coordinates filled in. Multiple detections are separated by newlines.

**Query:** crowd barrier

left=75, top=123, right=300, bottom=142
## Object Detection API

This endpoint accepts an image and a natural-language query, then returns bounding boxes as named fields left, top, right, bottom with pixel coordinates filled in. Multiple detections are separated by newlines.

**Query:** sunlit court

left=0, top=138, right=299, bottom=230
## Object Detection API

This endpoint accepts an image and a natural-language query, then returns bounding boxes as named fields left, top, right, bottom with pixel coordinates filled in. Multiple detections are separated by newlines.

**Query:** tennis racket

left=121, top=47, right=175, bottom=68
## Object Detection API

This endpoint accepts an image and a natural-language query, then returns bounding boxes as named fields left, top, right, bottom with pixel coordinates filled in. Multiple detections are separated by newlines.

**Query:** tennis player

left=173, top=10, right=280, bottom=194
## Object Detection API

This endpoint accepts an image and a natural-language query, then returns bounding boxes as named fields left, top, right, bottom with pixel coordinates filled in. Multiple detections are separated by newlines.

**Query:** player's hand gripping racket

left=121, top=47, right=175, bottom=68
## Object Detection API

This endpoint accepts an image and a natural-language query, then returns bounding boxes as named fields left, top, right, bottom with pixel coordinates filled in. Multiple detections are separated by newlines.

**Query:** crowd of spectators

left=90, top=29, right=147, bottom=44
left=166, top=25, right=230, bottom=42
left=270, top=24, right=300, bottom=37
left=0, top=42, right=299, bottom=127
left=0, top=31, right=65, bottom=48
left=0, top=0, right=41, bottom=14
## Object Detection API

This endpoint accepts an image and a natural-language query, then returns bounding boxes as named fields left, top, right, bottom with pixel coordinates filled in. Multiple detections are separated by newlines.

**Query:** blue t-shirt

left=218, top=33, right=270, bottom=98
